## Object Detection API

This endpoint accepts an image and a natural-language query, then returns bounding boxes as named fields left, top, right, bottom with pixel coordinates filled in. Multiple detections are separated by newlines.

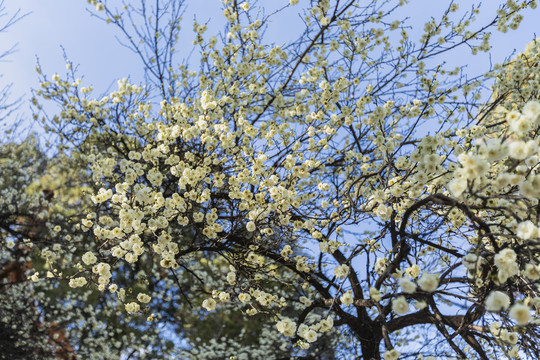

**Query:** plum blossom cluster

left=21, top=0, right=540, bottom=358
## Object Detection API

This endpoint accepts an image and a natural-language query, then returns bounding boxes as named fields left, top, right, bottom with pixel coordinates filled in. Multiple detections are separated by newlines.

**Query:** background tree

left=0, top=3, right=179, bottom=359
left=8, top=0, right=540, bottom=359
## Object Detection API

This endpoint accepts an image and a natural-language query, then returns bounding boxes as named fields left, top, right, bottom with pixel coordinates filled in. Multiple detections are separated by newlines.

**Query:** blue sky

left=0, top=0, right=538, bottom=129
left=0, top=1, right=302, bottom=95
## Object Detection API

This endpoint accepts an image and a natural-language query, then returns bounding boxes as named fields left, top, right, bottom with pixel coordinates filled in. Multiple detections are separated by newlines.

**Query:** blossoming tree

left=6, top=0, right=540, bottom=358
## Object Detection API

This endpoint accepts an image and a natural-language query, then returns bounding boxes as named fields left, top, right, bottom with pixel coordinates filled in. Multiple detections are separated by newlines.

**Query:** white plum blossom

left=509, top=303, right=531, bottom=325
left=516, top=220, right=538, bottom=240
left=392, top=296, right=409, bottom=314
left=462, top=253, right=482, bottom=270
left=447, top=177, right=467, bottom=197
left=246, top=221, right=257, bottom=232
left=334, top=264, right=350, bottom=279
left=137, top=293, right=151, bottom=303
left=417, top=272, right=439, bottom=292
left=523, top=100, right=540, bottom=122
left=69, top=277, right=87, bottom=288
left=494, top=249, right=519, bottom=283
left=375, top=257, right=388, bottom=274
left=399, top=276, right=417, bottom=294
left=125, top=302, right=140, bottom=314
left=383, top=349, right=401, bottom=360
left=485, top=291, right=511, bottom=312
left=524, top=263, right=540, bottom=280
left=276, top=317, right=296, bottom=337
left=81, top=251, right=97, bottom=265
left=340, top=291, right=354, bottom=306
left=202, top=298, right=217, bottom=311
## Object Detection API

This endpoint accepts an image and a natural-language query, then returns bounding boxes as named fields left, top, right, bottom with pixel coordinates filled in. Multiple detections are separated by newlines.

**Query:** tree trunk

left=361, top=338, right=382, bottom=360
left=354, top=323, right=382, bottom=360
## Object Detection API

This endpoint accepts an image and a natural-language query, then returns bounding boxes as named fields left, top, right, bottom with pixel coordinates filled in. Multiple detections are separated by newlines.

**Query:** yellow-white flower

left=137, top=293, right=151, bottom=303
left=334, top=264, right=349, bottom=279
left=238, top=293, right=251, bottom=303
left=509, top=303, right=531, bottom=325
left=485, top=291, right=510, bottom=312
left=340, top=291, right=354, bottom=306
left=69, top=277, right=87, bottom=288
left=202, top=298, right=217, bottom=311
left=276, top=317, right=296, bottom=337
left=383, top=349, right=401, bottom=360
left=82, top=251, right=97, bottom=265
left=246, top=221, right=257, bottom=232
left=392, top=296, right=409, bottom=314
left=399, top=276, right=417, bottom=294
left=125, top=302, right=140, bottom=314
left=417, top=272, right=439, bottom=292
